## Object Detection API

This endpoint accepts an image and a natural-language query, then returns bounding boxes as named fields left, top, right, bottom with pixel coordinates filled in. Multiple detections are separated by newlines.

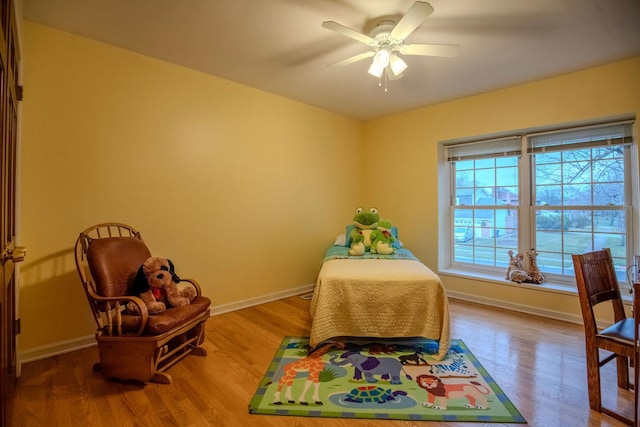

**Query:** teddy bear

left=505, top=250, right=532, bottom=283
left=348, top=207, right=380, bottom=256
left=370, top=218, right=396, bottom=255
left=127, top=256, right=196, bottom=315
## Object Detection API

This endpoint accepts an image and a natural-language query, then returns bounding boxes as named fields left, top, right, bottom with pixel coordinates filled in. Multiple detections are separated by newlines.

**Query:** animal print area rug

left=249, top=337, right=526, bottom=423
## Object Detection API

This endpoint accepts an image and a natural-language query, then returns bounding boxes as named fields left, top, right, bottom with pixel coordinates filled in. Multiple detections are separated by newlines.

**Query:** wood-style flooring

left=12, top=295, right=634, bottom=426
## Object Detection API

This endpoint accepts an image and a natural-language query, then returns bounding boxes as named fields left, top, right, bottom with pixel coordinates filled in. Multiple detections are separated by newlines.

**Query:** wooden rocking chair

left=74, top=223, right=211, bottom=384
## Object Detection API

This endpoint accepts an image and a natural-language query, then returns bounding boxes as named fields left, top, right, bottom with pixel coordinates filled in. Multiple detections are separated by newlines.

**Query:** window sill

left=438, top=267, right=634, bottom=305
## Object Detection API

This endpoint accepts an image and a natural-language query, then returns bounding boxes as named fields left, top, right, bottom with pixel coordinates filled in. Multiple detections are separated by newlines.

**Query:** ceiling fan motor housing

left=369, top=21, right=402, bottom=53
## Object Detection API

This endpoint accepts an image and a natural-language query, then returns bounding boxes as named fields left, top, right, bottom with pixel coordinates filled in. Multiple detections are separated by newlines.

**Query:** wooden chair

left=633, top=282, right=640, bottom=426
left=74, top=223, right=211, bottom=384
left=572, top=248, right=634, bottom=425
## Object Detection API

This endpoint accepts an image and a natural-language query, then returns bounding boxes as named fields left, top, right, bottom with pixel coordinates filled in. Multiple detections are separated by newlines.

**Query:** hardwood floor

left=13, top=296, right=634, bottom=426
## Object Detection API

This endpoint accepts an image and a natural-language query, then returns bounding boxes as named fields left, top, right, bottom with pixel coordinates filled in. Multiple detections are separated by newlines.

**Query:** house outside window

left=445, top=120, right=635, bottom=285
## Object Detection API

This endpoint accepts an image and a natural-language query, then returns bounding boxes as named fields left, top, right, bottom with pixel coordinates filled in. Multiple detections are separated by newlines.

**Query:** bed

left=309, top=244, right=450, bottom=361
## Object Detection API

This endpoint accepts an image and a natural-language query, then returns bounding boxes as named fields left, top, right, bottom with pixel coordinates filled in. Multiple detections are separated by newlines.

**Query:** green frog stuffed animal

left=370, top=218, right=396, bottom=255
left=348, top=207, right=380, bottom=256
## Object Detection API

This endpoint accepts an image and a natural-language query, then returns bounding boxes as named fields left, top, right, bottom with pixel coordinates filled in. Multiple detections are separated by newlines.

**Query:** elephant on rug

left=329, top=350, right=412, bottom=384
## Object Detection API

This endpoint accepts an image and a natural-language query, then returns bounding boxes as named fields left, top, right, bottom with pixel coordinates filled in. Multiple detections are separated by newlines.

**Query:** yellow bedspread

left=309, top=258, right=450, bottom=360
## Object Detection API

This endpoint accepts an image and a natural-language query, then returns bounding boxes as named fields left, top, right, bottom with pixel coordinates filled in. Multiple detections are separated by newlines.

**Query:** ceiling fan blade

left=390, top=1, right=434, bottom=41
left=401, top=43, right=460, bottom=57
left=327, top=51, right=375, bottom=67
left=322, top=21, right=374, bottom=45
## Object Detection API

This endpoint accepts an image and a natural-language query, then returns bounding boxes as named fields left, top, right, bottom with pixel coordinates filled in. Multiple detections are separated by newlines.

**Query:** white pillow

left=333, top=233, right=346, bottom=246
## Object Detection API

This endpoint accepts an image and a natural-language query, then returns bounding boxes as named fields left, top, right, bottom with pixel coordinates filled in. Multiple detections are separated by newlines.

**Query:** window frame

left=441, top=118, right=637, bottom=288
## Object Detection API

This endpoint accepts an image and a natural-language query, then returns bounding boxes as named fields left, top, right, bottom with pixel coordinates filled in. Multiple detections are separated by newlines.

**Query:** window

left=448, top=137, right=521, bottom=268
left=445, top=120, right=635, bottom=284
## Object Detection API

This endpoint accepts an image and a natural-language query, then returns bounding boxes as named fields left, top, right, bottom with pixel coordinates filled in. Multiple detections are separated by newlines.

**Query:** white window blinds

left=527, top=121, right=633, bottom=154
left=446, top=136, right=522, bottom=162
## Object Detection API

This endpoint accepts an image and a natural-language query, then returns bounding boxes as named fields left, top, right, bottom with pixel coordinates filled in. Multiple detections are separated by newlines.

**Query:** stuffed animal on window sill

left=127, top=256, right=196, bottom=315
left=348, top=207, right=380, bottom=256
left=505, top=250, right=532, bottom=283
left=370, top=218, right=396, bottom=255
left=526, top=248, right=545, bottom=284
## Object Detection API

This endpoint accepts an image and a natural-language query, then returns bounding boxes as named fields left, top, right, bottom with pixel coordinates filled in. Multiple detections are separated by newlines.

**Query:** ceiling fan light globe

left=390, top=55, right=408, bottom=76
left=368, top=62, right=385, bottom=78
left=373, top=47, right=391, bottom=68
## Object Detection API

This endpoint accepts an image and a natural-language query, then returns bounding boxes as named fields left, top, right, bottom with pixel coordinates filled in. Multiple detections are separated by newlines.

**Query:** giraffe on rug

left=527, top=248, right=545, bottom=284
left=273, top=342, right=342, bottom=405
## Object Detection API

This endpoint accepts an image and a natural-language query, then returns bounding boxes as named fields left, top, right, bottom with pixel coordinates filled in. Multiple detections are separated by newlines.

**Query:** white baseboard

left=446, top=289, right=584, bottom=326
left=18, top=284, right=317, bottom=366
left=20, top=285, right=588, bottom=368
left=210, top=283, right=315, bottom=316
left=20, top=334, right=97, bottom=365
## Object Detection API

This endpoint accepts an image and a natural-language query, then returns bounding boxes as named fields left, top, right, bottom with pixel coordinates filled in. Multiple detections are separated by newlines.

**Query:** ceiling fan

left=322, top=1, right=460, bottom=91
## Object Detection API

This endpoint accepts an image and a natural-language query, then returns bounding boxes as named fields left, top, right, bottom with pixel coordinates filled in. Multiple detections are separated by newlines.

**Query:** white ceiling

left=22, top=0, right=640, bottom=120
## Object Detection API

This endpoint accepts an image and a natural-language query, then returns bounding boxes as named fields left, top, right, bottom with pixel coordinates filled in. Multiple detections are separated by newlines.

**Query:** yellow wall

left=19, top=22, right=363, bottom=355
left=363, top=57, right=640, bottom=320
left=18, top=19, right=640, bottom=360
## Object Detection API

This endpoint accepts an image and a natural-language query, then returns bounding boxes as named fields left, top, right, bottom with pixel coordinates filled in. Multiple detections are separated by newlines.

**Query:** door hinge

left=17, top=85, right=23, bottom=101
left=15, top=318, right=20, bottom=335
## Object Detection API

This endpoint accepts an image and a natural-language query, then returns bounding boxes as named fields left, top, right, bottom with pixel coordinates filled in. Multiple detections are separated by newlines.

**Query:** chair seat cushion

left=598, top=318, right=635, bottom=344
left=122, top=295, right=211, bottom=335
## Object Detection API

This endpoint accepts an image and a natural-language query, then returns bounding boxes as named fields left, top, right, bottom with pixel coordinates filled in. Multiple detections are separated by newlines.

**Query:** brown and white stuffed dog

left=127, top=256, right=196, bottom=315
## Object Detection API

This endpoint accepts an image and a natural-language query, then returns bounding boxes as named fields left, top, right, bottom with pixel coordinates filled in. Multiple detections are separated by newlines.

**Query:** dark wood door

left=0, top=0, right=22, bottom=425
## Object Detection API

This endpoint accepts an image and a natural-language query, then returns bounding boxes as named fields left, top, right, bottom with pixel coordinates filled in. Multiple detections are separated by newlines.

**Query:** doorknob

left=2, top=246, right=26, bottom=263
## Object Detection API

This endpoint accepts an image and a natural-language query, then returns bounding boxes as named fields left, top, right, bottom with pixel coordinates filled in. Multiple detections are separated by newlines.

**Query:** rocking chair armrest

left=92, top=294, right=149, bottom=336
left=178, top=277, right=203, bottom=297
